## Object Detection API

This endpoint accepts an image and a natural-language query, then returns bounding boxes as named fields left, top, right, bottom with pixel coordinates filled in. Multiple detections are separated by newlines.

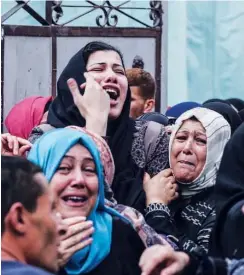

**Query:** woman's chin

left=174, top=174, right=195, bottom=184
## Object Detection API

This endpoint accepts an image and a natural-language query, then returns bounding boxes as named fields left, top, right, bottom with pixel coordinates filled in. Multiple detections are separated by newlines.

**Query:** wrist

left=86, top=117, right=108, bottom=136
left=145, top=202, right=171, bottom=216
left=146, top=198, right=167, bottom=206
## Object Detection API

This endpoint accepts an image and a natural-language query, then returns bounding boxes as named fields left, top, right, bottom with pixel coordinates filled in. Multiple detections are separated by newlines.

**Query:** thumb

left=143, top=172, right=151, bottom=185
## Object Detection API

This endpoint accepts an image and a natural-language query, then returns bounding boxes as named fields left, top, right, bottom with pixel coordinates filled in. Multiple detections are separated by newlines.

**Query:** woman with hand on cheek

left=28, top=128, right=145, bottom=275
left=29, top=41, right=170, bottom=214
left=143, top=108, right=231, bottom=256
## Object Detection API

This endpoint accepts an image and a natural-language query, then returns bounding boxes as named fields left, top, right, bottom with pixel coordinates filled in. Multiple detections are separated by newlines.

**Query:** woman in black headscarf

left=203, top=101, right=242, bottom=135
left=209, top=123, right=244, bottom=259
left=29, top=41, right=169, bottom=213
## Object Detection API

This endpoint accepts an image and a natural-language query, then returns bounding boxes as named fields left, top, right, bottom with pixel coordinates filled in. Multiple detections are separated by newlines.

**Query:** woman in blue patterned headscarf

left=28, top=128, right=145, bottom=275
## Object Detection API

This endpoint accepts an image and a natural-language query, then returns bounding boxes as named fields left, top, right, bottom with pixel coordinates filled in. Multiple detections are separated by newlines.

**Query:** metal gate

left=1, top=0, right=164, bottom=131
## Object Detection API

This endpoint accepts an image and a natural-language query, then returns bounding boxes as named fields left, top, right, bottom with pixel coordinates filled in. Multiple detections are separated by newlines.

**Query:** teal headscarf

left=28, top=128, right=128, bottom=274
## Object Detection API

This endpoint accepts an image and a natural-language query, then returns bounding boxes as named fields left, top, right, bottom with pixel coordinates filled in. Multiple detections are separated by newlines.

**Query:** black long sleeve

left=145, top=196, right=216, bottom=256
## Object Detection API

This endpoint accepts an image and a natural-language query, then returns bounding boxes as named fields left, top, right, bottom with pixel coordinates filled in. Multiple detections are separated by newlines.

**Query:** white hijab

left=169, top=107, right=231, bottom=199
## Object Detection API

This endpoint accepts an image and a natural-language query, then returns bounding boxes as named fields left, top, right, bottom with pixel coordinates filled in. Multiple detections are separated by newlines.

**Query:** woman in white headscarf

left=143, top=107, right=231, bottom=257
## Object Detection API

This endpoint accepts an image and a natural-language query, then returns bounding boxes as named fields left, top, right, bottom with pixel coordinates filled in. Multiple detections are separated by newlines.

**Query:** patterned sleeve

left=227, top=259, right=244, bottom=275
left=145, top=204, right=216, bottom=257
left=132, top=120, right=170, bottom=177
left=28, top=126, right=45, bottom=144
left=145, top=125, right=170, bottom=177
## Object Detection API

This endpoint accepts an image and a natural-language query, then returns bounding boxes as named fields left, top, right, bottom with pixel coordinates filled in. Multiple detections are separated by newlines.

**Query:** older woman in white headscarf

left=143, top=107, right=231, bottom=257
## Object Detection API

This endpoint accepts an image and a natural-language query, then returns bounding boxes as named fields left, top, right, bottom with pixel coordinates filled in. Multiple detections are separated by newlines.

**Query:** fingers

left=19, top=144, right=32, bottom=156
left=17, top=137, right=32, bottom=146
left=161, top=262, right=182, bottom=275
left=159, top=169, right=173, bottom=178
left=66, top=237, right=93, bottom=256
left=80, top=82, right=86, bottom=90
left=62, top=221, right=93, bottom=240
left=61, top=226, right=94, bottom=249
left=12, top=136, right=19, bottom=155
left=58, top=237, right=93, bottom=267
left=62, top=216, right=86, bottom=226
left=140, top=246, right=172, bottom=275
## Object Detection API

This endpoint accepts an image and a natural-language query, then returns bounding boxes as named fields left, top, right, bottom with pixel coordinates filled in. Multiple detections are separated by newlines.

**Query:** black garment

left=203, top=98, right=231, bottom=105
left=203, top=102, right=242, bottom=135
left=60, top=217, right=145, bottom=275
left=1, top=261, right=54, bottom=275
left=209, top=123, right=244, bottom=259
left=47, top=41, right=144, bottom=207
left=239, top=109, right=244, bottom=122
left=227, top=98, right=244, bottom=112
left=145, top=188, right=216, bottom=257
left=183, top=255, right=244, bottom=275
left=138, top=112, right=169, bottom=126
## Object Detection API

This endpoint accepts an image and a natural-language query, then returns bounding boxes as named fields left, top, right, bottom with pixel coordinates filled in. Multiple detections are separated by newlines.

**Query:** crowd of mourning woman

left=2, top=41, right=244, bottom=275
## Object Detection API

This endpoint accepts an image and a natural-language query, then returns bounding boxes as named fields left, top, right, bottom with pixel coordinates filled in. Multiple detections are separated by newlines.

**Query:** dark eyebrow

left=88, top=62, right=123, bottom=67
left=63, top=155, right=95, bottom=163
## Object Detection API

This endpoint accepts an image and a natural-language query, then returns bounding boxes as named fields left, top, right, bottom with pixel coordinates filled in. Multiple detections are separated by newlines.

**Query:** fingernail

left=87, top=221, right=93, bottom=225
left=67, top=78, right=74, bottom=85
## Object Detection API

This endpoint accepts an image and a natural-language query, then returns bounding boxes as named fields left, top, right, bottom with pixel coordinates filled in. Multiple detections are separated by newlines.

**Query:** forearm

left=85, top=117, right=108, bottom=136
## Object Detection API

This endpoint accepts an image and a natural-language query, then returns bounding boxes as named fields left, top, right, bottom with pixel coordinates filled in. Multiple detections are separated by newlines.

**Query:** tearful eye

left=176, top=136, right=187, bottom=141
left=196, top=138, right=207, bottom=144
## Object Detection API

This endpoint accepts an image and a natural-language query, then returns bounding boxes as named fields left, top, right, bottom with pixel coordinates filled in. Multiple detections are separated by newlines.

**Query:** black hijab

left=227, top=98, right=244, bottom=112
left=138, top=112, right=169, bottom=126
left=203, top=98, right=231, bottom=105
left=238, top=109, right=244, bottom=122
left=203, top=102, right=242, bottom=135
left=47, top=41, right=144, bottom=207
left=209, top=123, right=244, bottom=258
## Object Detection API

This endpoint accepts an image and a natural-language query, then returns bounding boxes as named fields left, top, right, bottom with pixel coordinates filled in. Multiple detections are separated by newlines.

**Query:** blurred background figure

left=126, top=68, right=156, bottom=119
left=165, top=101, right=201, bottom=119
left=5, top=96, right=52, bottom=139
left=132, top=55, right=144, bottom=69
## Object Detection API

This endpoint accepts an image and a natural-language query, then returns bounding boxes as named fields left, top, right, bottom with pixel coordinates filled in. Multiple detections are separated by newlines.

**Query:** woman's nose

left=70, top=169, right=85, bottom=188
left=104, top=69, right=117, bottom=83
left=182, top=139, right=193, bottom=154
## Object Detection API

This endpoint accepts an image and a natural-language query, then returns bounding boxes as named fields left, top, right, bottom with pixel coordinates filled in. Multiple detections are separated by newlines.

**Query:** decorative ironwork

left=1, top=0, right=163, bottom=28
left=149, top=1, right=163, bottom=27
left=51, top=0, right=163, bottom=28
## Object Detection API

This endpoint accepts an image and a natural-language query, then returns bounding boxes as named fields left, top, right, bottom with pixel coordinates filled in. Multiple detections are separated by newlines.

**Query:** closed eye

left=196, top=138, right=207, bottom=144
left=90, top=68, right=103, bottom=72
left=57, top=166, right=71, bottom=173
left=176, top=136, right=187, bottom=141
left=115, top=70, right=125, bottom=75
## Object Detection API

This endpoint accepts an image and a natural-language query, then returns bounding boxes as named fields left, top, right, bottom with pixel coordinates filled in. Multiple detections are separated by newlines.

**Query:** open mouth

left=104, top=88, right=120, bottom=101
left=62, top=195, right=88, bottom=207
